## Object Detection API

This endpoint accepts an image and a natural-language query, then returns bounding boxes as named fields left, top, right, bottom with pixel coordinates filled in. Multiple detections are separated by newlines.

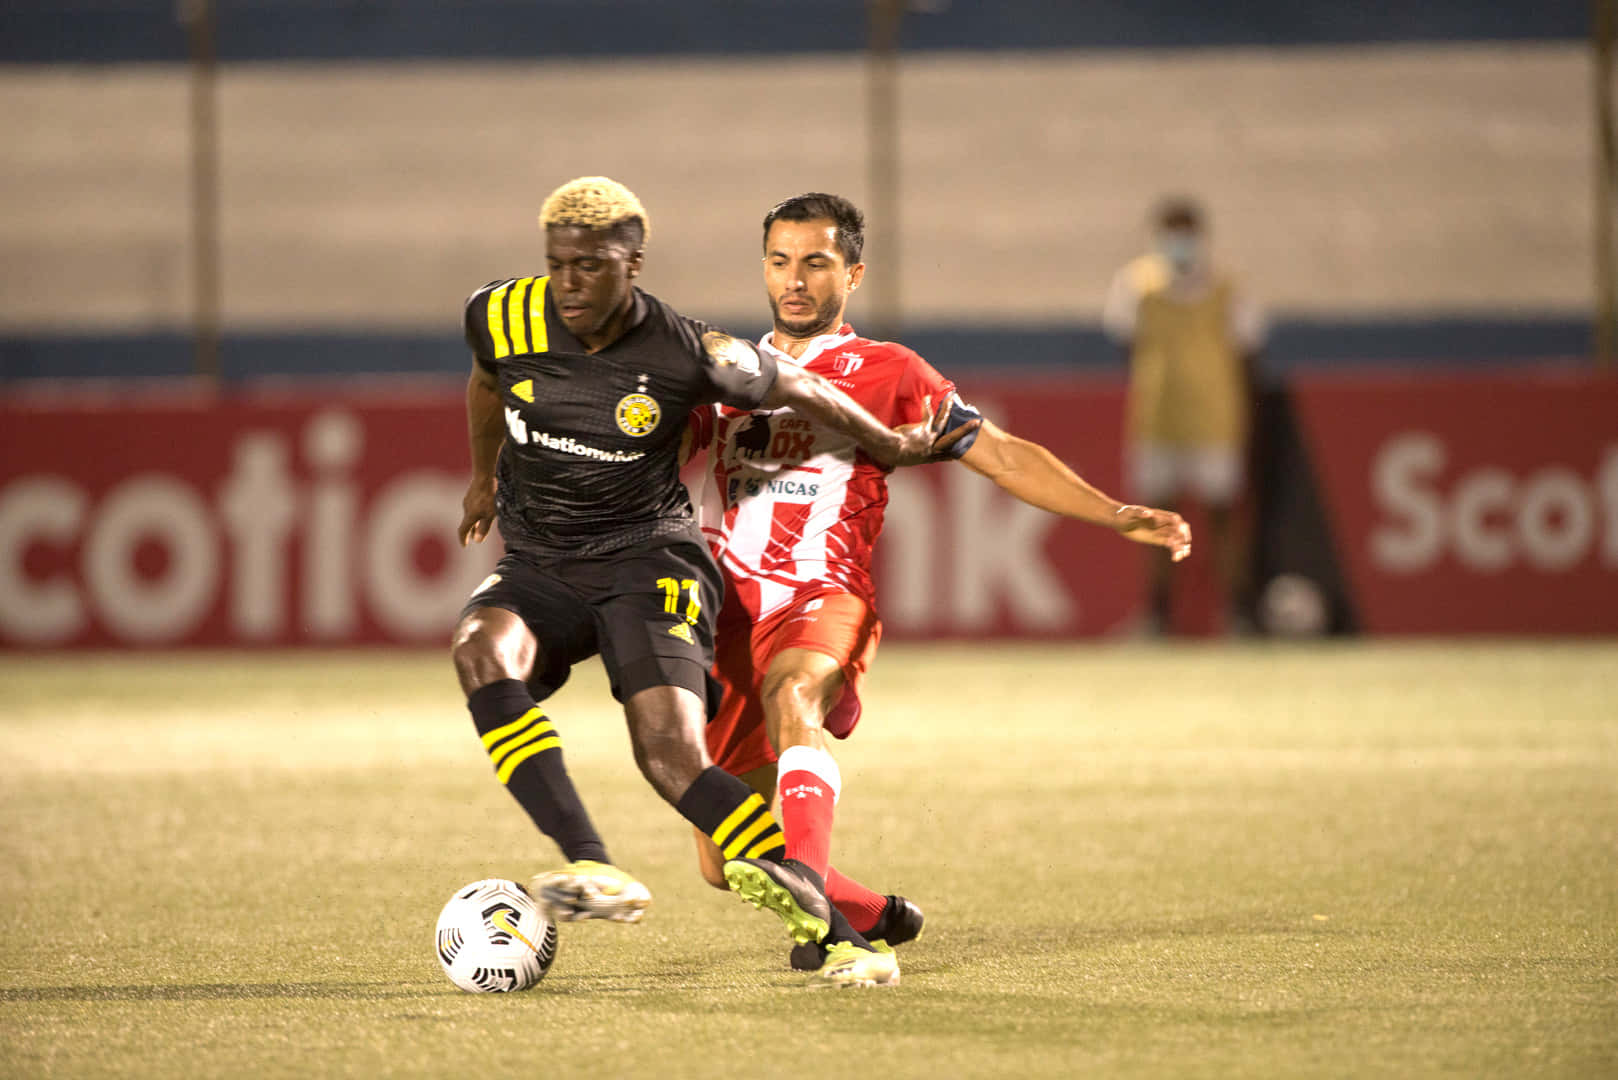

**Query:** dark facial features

left=763, top=218, right=864, bottom=342
left=545, top=225, right=643, bottom=350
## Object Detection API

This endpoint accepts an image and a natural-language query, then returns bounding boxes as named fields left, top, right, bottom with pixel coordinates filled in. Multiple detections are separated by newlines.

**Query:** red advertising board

left=871, top=376, right=1208, bottom=639
left=1289, top=369, right=1618, bottom=633
left=7, top=368, right=1606, bottom=648
left=0, top=382, right=500, bottom=648
left=0, top=376, right=1156, bottom=649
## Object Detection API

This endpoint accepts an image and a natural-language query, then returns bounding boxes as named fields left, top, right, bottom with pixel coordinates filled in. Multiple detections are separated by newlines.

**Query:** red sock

left=776, top=745, right=840, bottom=880
left=825, top=867, right=888, bottom=934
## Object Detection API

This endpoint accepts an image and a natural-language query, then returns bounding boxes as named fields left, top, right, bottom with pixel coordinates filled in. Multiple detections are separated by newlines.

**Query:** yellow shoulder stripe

left=528, top=277, right=550, bottom=354
left=486, top=280, right=513, bottom=359
left=485, top=276, right=550, bottom=361
left=506, top=277, right=535, bottom=355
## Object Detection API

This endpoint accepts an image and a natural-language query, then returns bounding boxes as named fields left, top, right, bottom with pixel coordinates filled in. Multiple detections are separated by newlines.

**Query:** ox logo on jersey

left=615, top=393, right=661, bottom=437
left=731, top=415, right=771, bottom=461
left=830, top=352, right=864, bottom=377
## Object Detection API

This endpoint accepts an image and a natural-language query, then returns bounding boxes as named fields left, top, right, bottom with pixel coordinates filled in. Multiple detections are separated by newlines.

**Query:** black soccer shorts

left=458, top=532, right=724, bottom=714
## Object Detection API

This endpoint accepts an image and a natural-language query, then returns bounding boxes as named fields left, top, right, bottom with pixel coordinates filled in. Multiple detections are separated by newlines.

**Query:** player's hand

left=459, top=477, right=497, bottom=546
left=1114, top=504, right=1192, bottom=562
left=888, top=395, right=982, bottom=467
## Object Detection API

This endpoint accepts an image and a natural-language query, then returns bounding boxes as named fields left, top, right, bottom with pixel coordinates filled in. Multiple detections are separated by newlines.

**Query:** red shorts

left=705, top=589, right=882, bottom=777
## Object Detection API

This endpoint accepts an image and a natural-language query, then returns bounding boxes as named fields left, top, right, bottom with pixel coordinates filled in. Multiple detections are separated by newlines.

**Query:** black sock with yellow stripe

left=468, top=679, right=608, bottom=864
left=677, top=766, right=787, bottom=863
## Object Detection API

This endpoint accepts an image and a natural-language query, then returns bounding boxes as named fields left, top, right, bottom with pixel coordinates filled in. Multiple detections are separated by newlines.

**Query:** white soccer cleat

left=808, top=940, right=900, bottom=989
left=529, top=860, right=652, bottom=924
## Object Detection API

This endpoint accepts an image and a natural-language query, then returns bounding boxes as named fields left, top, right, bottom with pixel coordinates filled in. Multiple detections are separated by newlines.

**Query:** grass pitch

left=1, top=642, right=1614, bottom=1078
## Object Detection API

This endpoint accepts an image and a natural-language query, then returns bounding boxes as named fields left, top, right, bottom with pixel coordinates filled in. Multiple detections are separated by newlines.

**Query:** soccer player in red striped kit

left=687, top=193, right=1193, bottom=987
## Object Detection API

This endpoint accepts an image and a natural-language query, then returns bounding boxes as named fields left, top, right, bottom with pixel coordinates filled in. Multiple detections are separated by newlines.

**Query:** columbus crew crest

left=615, top=393, right=661, bottom=437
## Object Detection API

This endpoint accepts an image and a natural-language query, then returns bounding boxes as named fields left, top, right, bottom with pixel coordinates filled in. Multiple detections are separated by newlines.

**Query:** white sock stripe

left=776, top=744, right=842, bottom=804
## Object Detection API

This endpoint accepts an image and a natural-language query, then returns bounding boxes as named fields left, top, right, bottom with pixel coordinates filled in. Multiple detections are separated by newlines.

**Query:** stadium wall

left=3, top=370, right=1612, bottom=650
left=0, top=42, right=1588, bottom=379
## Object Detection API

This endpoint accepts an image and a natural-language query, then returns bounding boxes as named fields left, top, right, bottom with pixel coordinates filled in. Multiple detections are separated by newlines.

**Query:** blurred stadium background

left=2, top=3, right=1615, bottom=1077
left=2, top=0, right=1613, bottom=644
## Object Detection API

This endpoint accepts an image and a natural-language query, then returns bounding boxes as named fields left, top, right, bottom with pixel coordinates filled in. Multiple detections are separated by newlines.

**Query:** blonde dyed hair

left=539, top=176, right=650, bottom=244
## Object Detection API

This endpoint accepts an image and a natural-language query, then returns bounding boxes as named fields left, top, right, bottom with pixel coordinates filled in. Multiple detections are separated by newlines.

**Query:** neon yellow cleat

left=808, top=941, right=900, bottom=989
left=722, top=857, right=831, bottom=946
left=529, top=860, right=651, bottom=924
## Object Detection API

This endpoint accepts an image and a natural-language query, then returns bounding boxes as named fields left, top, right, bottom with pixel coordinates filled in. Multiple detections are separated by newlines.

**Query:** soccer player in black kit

left=452, top=177, right=970, bottom=983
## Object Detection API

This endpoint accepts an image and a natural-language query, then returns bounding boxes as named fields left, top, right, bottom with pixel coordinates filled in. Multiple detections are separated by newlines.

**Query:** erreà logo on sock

left=782, top=783, right=824, bottom=799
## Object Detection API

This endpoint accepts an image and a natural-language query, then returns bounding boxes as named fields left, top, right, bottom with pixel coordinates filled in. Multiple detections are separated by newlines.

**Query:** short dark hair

left=601, top=217, right=645, bottom=250
left=1154, top=196, right=1204, bottom=231
left=762, top=193, right=865, bottom=265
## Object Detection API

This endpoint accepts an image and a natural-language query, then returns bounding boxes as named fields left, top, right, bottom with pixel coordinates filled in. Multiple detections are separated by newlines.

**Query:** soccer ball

left=1260, top=573, right=1329, bottom=638
left=434, top=878, right=558, bottom=992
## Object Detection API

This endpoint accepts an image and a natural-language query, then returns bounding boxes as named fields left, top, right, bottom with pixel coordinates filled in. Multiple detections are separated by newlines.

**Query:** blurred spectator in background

left=1103, top=197, right=1266, bottom=636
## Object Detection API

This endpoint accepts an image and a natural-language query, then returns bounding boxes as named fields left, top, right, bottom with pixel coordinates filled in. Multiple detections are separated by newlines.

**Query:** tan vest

left=1127, top=264, right=1249, bottom=448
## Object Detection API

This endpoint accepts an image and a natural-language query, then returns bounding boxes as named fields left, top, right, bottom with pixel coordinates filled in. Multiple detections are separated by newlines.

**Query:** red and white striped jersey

left=689, top=324, right=958, bottom=620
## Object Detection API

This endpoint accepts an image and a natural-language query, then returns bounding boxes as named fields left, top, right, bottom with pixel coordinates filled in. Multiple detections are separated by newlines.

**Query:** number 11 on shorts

left=656, top=577, right=701, bottom=625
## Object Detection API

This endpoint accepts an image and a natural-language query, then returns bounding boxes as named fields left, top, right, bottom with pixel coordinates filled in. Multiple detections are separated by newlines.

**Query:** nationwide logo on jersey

left=511, top=379, right=535, bottom=403
left=830, top=352, right=864, bottom=377
left=615, top=393, right=661, bottom=437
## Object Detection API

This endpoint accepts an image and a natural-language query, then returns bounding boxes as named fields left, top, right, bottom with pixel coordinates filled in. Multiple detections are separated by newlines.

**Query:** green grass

left=2, top=642, right=1615, bottom=1078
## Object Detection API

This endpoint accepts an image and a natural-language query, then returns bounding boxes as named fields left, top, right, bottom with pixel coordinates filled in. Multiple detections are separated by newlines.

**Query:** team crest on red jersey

left=830, top=352, right=864, bottom=377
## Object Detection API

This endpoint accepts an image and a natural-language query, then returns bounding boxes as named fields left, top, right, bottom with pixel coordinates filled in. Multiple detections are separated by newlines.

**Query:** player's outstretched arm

left=764, top=360, right=978, bottom=467
left=459, top=361, right=505, bottom=546
left=960, top=420, right=1191, bottom=561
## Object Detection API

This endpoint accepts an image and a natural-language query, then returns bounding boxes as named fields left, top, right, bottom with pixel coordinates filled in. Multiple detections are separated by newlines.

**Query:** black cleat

left=789, top=940, right=827, bottom=971
left=868, top=894, right=925, bottom=947
left=723, top=857, right=832, bottom=946
left=789, top=894, right=923, bottom=970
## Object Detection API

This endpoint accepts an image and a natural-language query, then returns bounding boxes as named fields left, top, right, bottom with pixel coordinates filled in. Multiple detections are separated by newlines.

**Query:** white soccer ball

left=1260, top=573, right=1329, bottom=638
left=434, top=878, right=558, bottom=992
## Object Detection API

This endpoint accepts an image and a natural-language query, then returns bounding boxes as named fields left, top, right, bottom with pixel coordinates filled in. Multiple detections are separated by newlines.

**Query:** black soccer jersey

left=464, top=277, right=778, bottom=557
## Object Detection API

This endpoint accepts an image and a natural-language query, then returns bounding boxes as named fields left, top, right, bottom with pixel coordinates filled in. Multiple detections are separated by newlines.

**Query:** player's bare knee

left=763, top=676, right=828, bottom=752
left=761, top=669, right=827, bottom=719
left=631, top=737, right=702, bottom=806
left=450, top=613, right=535, bottom=696
left=625, top=687, right=707, bottom=803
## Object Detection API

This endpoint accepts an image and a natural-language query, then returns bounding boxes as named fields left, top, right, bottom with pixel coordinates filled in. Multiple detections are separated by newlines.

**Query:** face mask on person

left=1157, top=230, right=1201, bottom=273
